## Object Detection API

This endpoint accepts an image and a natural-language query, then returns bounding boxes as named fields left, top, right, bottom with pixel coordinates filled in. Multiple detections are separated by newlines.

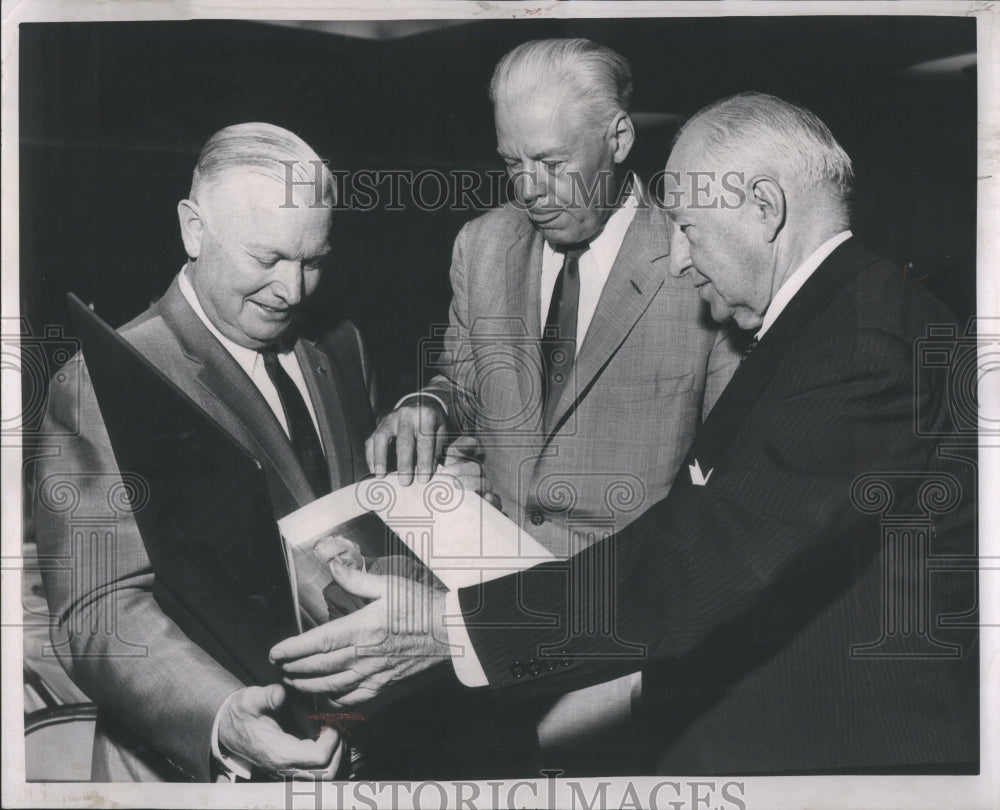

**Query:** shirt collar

left=543, top=173, right=640, bottom=269
left=585, top=176, right=640, bottom=270
left=177, top=265, right=264, bottom=378
left=756, top=230, right=852, bottom=340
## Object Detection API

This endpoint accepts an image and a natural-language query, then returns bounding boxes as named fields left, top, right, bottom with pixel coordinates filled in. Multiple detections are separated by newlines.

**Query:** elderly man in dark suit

left=273, top=93, right=978, bottom=776
left=33, top=123, right=367, bottom=781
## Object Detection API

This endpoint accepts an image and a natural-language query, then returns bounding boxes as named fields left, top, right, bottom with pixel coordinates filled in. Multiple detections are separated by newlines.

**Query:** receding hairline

left=489, top=38, right=633, bottom=128
left=189, top=122, right=337, bottom=208
left=669, top=92, right=854, bottom=202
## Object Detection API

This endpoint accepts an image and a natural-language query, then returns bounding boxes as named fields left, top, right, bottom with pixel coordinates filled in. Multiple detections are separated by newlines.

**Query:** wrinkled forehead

left=202, top=170, right=331, bottom=230
left=662, top=131, right=733, bottom=214
left=495, top=87, right=595, bottom=141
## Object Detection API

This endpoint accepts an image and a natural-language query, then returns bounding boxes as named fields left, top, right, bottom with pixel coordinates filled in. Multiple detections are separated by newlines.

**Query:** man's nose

left=517, top=166, right=546, bottom=205
left=668, top=232, right=693, bottom=279
left=271, top=260, right=305, bottom=305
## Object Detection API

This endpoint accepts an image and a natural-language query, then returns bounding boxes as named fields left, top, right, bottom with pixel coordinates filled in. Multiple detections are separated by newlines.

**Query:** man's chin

left=243, top=322, right=292, bottom=347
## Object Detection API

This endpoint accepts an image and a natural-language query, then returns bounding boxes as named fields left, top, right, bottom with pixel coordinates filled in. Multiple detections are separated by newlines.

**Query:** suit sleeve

left=33, top=354, right=246, bottom=781
left=458, top=322, right=960, bottom=698
left=417, top=221, right=480, bottom=432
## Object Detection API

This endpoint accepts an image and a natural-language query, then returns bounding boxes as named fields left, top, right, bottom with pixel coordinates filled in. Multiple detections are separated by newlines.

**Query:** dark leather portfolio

left=66, top=293, right=297, bottom=688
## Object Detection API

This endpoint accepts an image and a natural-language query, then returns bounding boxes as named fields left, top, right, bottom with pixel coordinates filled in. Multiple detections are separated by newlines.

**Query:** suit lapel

left=158, top=279, right=315, bottom=511
left=504, top=218, right=546, bottom=428
left=546, top=202, right=672, bottom=433
left=683, top=237, right=882, bottom=476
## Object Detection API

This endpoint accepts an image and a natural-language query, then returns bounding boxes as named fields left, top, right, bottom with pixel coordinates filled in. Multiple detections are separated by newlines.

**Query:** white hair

left=489, top=38, right=633, bottom=128
left=678, top=92, right=854, bottom=202
left=190, top=122, right=336, bottom=207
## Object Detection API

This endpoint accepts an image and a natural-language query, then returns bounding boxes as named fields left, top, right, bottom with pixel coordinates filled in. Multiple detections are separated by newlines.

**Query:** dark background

left=19, top=16, right=977, bottom=408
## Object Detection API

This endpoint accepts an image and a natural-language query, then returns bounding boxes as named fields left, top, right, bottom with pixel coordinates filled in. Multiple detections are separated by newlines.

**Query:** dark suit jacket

left=34, top=277, right=376, bottom=781
left=458, top=239, right=979, bottom=774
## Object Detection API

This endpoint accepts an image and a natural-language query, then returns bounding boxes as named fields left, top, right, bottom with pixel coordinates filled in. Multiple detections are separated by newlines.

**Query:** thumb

left=445, top=434, right=479, bottom=461
left=327, top=563, right=387, bottom=601
left=244, top=683, right=286, bottom=715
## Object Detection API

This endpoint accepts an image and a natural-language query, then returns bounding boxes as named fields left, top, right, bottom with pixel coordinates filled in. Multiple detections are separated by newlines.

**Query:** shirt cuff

left=393, top=391, right=449, bottom=417
left=444, top=589, right=489, bottom=687
left=211, top=690, right=254, bottom=782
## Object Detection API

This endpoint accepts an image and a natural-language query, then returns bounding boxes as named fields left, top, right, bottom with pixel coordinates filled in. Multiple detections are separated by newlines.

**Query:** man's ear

left=176, top=199, right=204, bottom=259
left=608, top=111, right=636, bottom=164
left=747, top=176, right=786, bottom=241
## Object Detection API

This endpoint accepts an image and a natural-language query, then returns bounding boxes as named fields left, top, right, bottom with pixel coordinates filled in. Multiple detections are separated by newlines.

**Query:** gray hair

left=489, top=38, right=633, bottom=127
left=190, top=122, right=336, bottom=207
left=678, top=92, right=854, bottom=200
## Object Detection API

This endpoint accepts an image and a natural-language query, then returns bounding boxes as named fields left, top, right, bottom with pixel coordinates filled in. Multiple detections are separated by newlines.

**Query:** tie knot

left=557, top=242, right=588, bottom=262
left=260, top=349, right=280, bottom=378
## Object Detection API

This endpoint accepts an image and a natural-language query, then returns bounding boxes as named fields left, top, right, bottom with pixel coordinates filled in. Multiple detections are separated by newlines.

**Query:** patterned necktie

left=261, top=350, right=331, bottom=497
left=542, top=244, right=586, bottom=429
left=742, top=334, right=760, bottom=362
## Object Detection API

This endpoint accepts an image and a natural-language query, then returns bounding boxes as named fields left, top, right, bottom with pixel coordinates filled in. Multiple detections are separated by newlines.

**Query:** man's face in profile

left=664, top=129, right=772, bottom=331
left=496, top=90, right=626, bottom=246
left=186, top=172, right=333, bottom=349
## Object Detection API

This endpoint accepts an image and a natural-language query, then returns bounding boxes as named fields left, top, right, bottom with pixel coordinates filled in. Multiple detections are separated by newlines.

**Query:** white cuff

left=393, top=391, right=449, bottom=416
left=444, top=589, right=489, bottom=687
left=211, top=690, right=254, bottom=781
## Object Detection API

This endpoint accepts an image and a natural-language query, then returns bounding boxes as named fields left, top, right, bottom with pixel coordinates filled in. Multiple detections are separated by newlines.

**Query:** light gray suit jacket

left=33, top=277, right=376, bottom=781
left=424, top=199, right=740, bottom=556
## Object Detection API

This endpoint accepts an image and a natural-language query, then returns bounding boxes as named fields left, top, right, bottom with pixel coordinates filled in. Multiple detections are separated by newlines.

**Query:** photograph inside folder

left=279, top=471, right=554, bottom=629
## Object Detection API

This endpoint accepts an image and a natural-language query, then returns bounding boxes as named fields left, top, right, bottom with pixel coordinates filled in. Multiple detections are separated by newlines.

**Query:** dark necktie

left=261, top=350, right=331, bottom=497
left=742, top=334, right=760, bottom=362
left=542, top=244, right=586, bottom=429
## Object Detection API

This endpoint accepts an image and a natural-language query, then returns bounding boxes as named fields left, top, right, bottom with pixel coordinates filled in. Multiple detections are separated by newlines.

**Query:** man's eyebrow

left=496, top=148, right=565, bottom=160
left=245, top=244, right=332, bottom=260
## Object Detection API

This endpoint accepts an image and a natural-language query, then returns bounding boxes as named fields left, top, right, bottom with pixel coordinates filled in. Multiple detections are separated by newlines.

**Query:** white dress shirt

left=178, top=267, right=322, bottom=441
left=756, top=230, right=852, bottom=340
left=539, top=182, right=639, bottom=352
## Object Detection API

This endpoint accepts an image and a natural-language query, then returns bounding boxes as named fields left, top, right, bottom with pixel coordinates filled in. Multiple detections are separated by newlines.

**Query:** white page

left=279, top=471, right=554, bottom=591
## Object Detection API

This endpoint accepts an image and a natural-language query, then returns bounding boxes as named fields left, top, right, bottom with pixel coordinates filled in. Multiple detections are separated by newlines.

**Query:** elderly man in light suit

left=364, top=38, right=741, bottom=769
left=34, top=124, right=360, bottom=781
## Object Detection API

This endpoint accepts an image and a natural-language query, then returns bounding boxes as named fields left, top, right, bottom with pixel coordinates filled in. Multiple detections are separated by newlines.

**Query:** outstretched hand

left=269, top=565, right=451, bottom=705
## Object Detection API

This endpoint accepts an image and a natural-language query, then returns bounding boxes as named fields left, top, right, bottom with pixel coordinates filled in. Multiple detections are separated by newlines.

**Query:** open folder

left=66, top=294, right=552, bottom=682
left=278, top=473, right=554, bottom=631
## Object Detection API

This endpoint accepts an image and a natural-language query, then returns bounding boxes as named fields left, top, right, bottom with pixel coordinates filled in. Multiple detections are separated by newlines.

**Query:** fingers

left=365, top=415, right=396, bottom=477
left=270, top=614, right=361, bottom=664
left=327, top=563, right=389, bottom=601
left=414, top=424, right=436, bottom=484
left=267, top=726, right=344, bottom=772
left=220, top=685, right=343, bottom=778
left=278, top=645, right=359, bottom=678
left=284, top=666, right=366, bottom=696
left=365, top=404, right=445, bottom=485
